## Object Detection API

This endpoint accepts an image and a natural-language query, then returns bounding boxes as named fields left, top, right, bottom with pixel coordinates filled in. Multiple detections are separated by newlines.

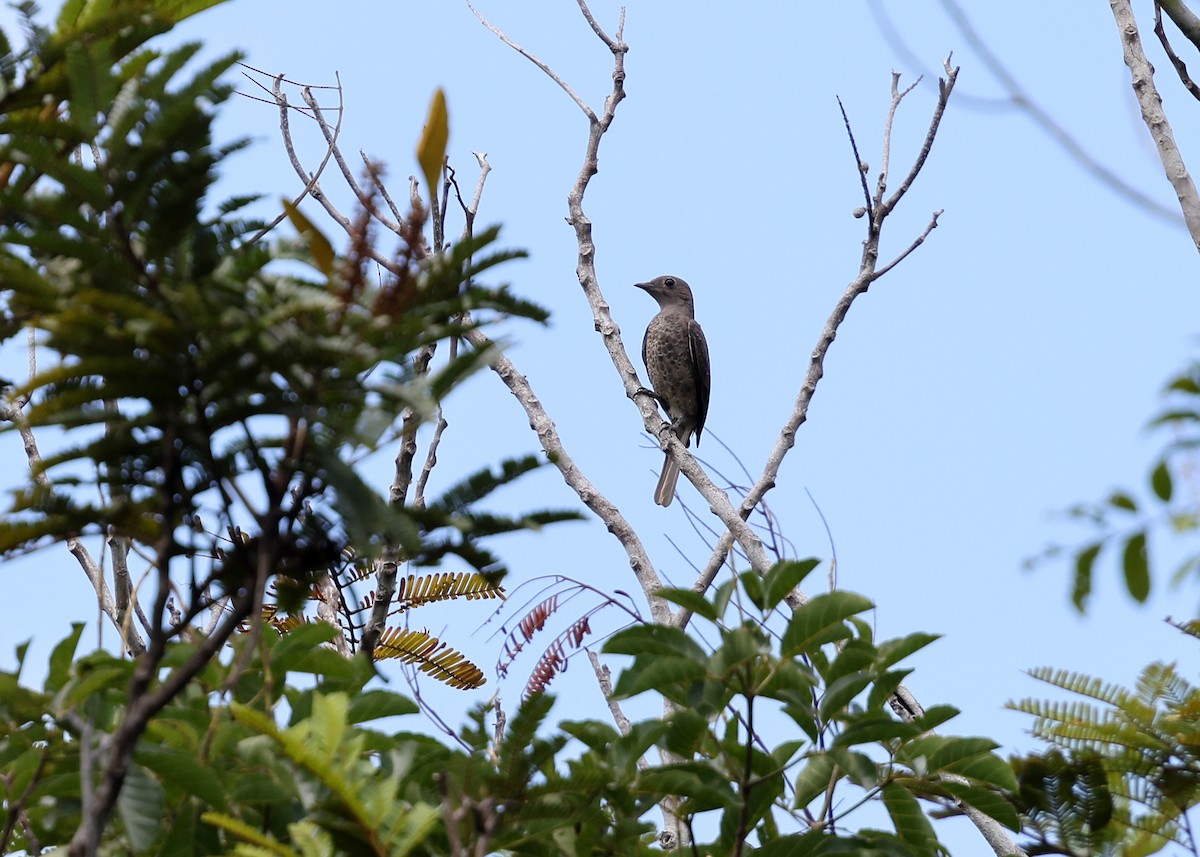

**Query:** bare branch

left=1154, top=3, right=1200, bottom=102
left=881, top=63, right=957, bottom=216
left=868, top=0, right=1186, bottom=226
left=1159, top=0, right=1200, bottom=47
left=837, top=96, right=873, bottom=219
left=414, top=407, right=447, bottom=508
left=244, top=69, right=343, bottom=245
left=586, top=650, right=645, bottom=768
left=876, top=71, right=922, bottom=210
left=872, top=209, right=944, bottom=281
left=1109, top=0, right=1200, bottom=251
left=466, top=0, right=597, bottom=122
left=0, top=398, right=145, bottom=654
left=462, top=326, right=671, bottom=625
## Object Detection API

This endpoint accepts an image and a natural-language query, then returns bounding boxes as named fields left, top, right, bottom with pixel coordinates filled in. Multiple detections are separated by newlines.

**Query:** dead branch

left=1109, top=0, right=1200, bottom=251
left=868, top=0, right=1185, bottom=226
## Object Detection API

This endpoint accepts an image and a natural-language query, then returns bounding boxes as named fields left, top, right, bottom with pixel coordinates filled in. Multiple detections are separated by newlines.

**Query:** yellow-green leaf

left=282, top=199, right=335, bottom=278
left=416, top=88, right=449, bottom=202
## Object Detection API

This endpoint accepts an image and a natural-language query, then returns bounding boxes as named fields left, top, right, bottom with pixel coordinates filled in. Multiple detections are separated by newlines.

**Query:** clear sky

left=1, top=1, right=1197, bottom=850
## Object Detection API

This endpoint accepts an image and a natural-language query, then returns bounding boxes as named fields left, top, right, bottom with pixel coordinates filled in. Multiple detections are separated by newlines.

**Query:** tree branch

left=1109, top=0, right=1200, bottom=251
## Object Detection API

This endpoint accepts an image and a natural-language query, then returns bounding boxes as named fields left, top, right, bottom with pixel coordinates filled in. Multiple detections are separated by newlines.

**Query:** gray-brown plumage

left=636, top=275, right=711, bottom=507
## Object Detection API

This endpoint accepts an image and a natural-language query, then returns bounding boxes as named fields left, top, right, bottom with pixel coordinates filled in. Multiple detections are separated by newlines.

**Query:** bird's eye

left=664, top=277, right=676, bottom=287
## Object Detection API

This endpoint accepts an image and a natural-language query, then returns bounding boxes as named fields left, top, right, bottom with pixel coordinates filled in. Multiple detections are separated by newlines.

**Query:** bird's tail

left=655, top=453, right=680, bottom=507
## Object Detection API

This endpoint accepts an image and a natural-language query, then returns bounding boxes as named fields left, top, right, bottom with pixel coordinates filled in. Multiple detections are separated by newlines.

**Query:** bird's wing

left=689, top=319, right=711, bottom=444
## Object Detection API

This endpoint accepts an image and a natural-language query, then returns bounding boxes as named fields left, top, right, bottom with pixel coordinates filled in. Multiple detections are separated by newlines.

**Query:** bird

left=635, top=275, right=711, bottom=507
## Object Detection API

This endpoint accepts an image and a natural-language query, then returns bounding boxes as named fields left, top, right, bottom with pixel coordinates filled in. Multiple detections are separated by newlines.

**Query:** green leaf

left=637, top=763, right=737, bottom=813
left=882, top=781, right=937, bottom=852
left=819, top=672, right=873, bottom=722
left=282, top=199, right=335, bottom=278
left=1108, top=491, right=1137, bottom=512
left=663, top=707, right=710, bottom=758
left=763, top=558, right=821, bottom=611
left=756, top=832, right=823, bottom=857
left=270, top=621, right=339, bottom=673
left=740, top=569, right=764, bottom=609
left=604, top=624, right=708, bottom=661
left=912, top=704, right=959, bottom=733
left=937, top=779, right=1020, bottom=831
left=416, top=88, right=448, bottom=201
left=1122, top=531, right=1150, bottom=603
left=1071, top=542, right=1101, bottom=612
left=201, top=811, right=298, bottom=855
left=655, top=587, right=719, bottom=622
left=1151, top=460, right=1173, bottom=502
left=346, top=689, right=419, bottom=724
left=828, top=747, right=880, bottom=789
left=45, top=623, right=85, bottom=693
left=118, top=763, right=164, bottom=852
left=780, top=591, right=872, bottom=658
left=833, top=715, right=918, bottom=749
left=66, top=40, right=114, bottom=135
left=875, top=631, right=940, bottom=669
left=137, top=745, right=228, bottom=809
left=792, top=751, right=837, bottom=808
left=611, top=655, right=706, bottom=700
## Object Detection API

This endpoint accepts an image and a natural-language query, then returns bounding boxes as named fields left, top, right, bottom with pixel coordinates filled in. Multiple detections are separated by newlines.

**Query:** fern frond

left=497, top=594, right=559, bottom=679
left=374, top=627, right=485, bottom=689
left=1136, top=661, right=1191, bottom=708
left=523, top=613, right=596, bottom=699
left=1026, top=667, right=1131, bottom=708
left=394, top=572, right=505, bottom=612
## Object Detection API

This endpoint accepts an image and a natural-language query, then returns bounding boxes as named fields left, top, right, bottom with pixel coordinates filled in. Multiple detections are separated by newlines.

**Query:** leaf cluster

left=0, top=8, right=555, bottom=596
left=0, top=560, right=1029, bottom=856
left=602, top=560, right=1020, bottom=855
left=1034, top=353, right=1200, bottom=611
left=1009, top=661, right=1200, bottom=856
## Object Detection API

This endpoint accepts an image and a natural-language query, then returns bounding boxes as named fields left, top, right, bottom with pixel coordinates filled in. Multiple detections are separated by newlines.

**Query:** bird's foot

left=634, top=386, right=667, bottom=406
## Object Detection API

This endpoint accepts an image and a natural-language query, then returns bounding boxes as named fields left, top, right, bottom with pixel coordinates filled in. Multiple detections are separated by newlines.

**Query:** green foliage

left=0, top=6, right=556, bottom=590
left=0, top=626, right=439, bottom=855
left=1033, top=353, right=1200, bottom=611
left=1008, top=661, right=1200, bottom=855
left=604, top=561, right=1019, bottom=853
left=0, top=560, right=1028, bottom=855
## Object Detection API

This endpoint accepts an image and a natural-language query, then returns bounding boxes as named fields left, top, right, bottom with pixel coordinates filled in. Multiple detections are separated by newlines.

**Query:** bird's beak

left=634, top=281, right=651, bottom=291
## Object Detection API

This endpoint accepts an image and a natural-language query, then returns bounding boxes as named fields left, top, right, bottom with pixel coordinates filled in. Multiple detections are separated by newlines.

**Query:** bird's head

left=635, top=275, right=694, bottom=310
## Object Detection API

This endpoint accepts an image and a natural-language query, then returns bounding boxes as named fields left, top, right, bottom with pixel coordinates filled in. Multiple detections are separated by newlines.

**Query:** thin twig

left=586, top=650, right=646, bottom=769
left=881, top=63, right=957, bottom=216
left=1154, top=2, right=1200, bottom=102
left=871, top=209, right=943, bottom=280
left=466, top=0, right=597, bottom=122
left=837, top=96, right=873, bottom=219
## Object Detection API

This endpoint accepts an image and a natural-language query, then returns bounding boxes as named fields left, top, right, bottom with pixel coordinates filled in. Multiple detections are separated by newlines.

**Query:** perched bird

left=635, top=275, right=711, bottom=507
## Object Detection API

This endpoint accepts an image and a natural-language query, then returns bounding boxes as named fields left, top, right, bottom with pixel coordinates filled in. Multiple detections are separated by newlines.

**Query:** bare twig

left=1154, top=2, right=1200, bottom=102
left=413, top=408, right=447, bottom=508
left=262, top=72, right=402, bottom=272
left=837, top=96, right=873, bottom=219
left=586, top=650, right=645, bottom=769
left=873, top=208, right=944, bottom=280
left=868, top=0, right=1185, bottom=226
left=243, top=68, right=344, bottom=245
left=462, top=326, right=671, bottom=625
left=733, top=64, right=959, bottom=544
left=1159, top=0, right=1200, bottom=46
left=466, top=1, right=597, bottom=122
left=1109, top=0, right=1200, bottom=251
left=0, top=398, right=146, bottom=654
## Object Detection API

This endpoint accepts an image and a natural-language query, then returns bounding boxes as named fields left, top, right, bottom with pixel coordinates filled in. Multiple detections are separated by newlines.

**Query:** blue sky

left=2, top=0, right=1198, bottom=849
